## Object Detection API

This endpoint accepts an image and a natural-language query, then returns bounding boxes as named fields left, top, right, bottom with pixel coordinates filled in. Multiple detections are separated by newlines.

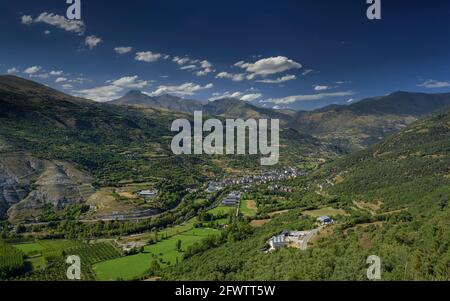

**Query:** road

left=22, top=195, right=188, bottom=227
left=300, top=226, right=323, bottom=251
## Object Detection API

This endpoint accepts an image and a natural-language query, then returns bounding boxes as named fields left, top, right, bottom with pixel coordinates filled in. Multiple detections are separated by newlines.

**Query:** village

left=206, top=167, right=306, bottom=193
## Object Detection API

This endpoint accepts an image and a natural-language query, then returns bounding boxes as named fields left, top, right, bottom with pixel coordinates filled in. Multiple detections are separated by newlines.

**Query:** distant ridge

left=110, top=90, right=203, bottom=113
left=291, top=91, right=450, bottom=150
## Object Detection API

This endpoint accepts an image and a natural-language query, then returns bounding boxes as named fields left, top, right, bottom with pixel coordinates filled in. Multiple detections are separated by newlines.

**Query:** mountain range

left=110, top=87, right=450, bottom=151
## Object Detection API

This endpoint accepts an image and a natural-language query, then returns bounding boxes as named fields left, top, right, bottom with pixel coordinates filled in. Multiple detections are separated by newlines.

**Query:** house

left=317, top=215, right=333, bottom=225
left=269, top=235, right=288, bottom=250
left=138, top=189, right=158, bottom=198
left=206, top=182, right=216, bottom=193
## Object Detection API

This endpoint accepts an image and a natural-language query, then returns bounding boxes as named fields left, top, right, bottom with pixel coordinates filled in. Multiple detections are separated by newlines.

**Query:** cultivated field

left=93, top=228, right=219, bottom=280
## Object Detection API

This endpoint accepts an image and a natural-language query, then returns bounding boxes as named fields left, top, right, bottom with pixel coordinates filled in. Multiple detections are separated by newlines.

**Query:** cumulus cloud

left=23, top=13, right=85, bottom=35
left=109, top=75, right=148, bottom=89
left=314, top=85, right=330, bottom=91
left=21, top=15, right=33, bottom=25
left=55, top=77, right=67, bottom=83
left=216, top=72, right=245, bottom=82
left=50, top=70, right=63, bottom=76
left=62, top=84, right=74, bottom=90
left=195, top=60, right=214, bottom=76
left=73, top=75, right=148, bottom=102
left=148, top=82, right=213, bottom=97
left=209, top=91, right=262, bottom=102
left=173, top=56, right=190, bottom=65
left=24, top=66, right=41, bottom=75
left=236, top=56, right=301, bottom=78
left=135, top=51, right=162, bottom=62
left=263, top=91, right=355, bottom=105
left=85, top=35, right=102, bottom=50
left=114, top=46, right=133, bottom=54
left=240, top=93, right=262, bottom=102
left=256, top=75, right=296, bottom=84
left=75, top=85, right=123, bottom=102
left=418, top=79, right=450, bottom=89
left=7, top=67, right=19, bottom=74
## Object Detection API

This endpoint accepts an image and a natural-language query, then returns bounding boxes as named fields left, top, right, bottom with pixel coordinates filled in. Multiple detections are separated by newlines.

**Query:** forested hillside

left=161, top=107, right=450, bottom=280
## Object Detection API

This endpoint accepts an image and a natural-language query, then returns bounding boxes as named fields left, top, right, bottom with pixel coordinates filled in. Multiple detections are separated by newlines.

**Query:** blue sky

left=1, top=0, right=450, bottom=110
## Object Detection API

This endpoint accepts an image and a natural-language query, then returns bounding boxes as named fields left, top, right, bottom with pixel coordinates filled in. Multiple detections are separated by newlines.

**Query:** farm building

left=268, top=235, right=288, bottom=250
left=138, top=189, right=158, bottom=198
left=266, top=230, right=310, bottom=252
left=317, top=215, right=333, bottom=225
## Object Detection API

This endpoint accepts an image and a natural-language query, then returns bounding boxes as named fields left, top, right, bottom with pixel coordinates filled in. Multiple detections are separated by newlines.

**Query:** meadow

left=239, top=200, right=258, bottom=217
left=93, top=227, right=219, bottom=280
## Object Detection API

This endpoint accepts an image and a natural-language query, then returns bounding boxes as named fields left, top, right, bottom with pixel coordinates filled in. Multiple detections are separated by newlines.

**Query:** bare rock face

left=0, top=152, right=42, bottom=216
left=0, top=150, right=94, bottom=222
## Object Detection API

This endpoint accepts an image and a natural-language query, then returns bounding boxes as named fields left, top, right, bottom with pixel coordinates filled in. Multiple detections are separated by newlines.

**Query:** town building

left=221, top=191, right=241, bottom=206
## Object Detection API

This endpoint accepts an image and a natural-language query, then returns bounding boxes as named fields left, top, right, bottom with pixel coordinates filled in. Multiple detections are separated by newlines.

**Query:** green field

left=93, top=228, right=219, bottom=280
left=207, top=206, right=236, bottom=217
left=0, top=240, right=24, bottom=276
left=302, top=207, right=348, bottom=218
left=239, top=200, right=258, bottom=217
left=12, top=243, right=44, bottom=255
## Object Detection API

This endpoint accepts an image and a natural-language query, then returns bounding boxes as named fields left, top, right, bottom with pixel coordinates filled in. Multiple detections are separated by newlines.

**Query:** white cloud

left=210, top=91, right=243, bottom=101
left=50, top=70, right=63, bottom=76
left=240, top=93, right=262, bottom=102
left=24, top=66, right=41, bottom=75
left=195, top=60, right=214, bottom=76
left=236, top=56, right=301, bottom=78
left=75, top=85, right=123, bottom=102
left=135, top=51, right=162, bottom=62
left=180, top=65, right=197, bottom=70
left=314, top=85, right=330, bottom=91
left=347, top=98, right=355, bottom=103
left=418, top=79, right=450, bottom=89
left=73, top=76, right=148, bottom=102
left=44, top=30, right=51, bottom=35
left=173, top=56, right=190, bottom=65
left=85, top=35, right=102, bottom=50
left=31, top=13, right=85, bottom=35
left=114, top=46, right=133, bottom=54
left=196, top=69, right=213, bottom=77
left=209, top=91, right=262, bottom=102
left=62, top=84, right=73, bottom=90
left=216, top=72, right=245, bottom=82
left=21, top=15, right=33, bottom=25
left=109, top=75, right=148, bottom=89
left=256, top=75, right=296, bottom=84
left=302, top=69, right=314, bottom=76
left=263, top=91, right=355, bottom=105
left=7, top=67, right=19, bottom=74
left=201, top=60, right=212, bottom=69
left=55, top=77, right=67, bottom=83
left=148, top=82, right=213, bottom=97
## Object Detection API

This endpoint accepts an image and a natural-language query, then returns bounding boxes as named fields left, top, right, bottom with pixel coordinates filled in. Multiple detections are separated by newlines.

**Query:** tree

left=176, top=239, right=182, bottom=252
